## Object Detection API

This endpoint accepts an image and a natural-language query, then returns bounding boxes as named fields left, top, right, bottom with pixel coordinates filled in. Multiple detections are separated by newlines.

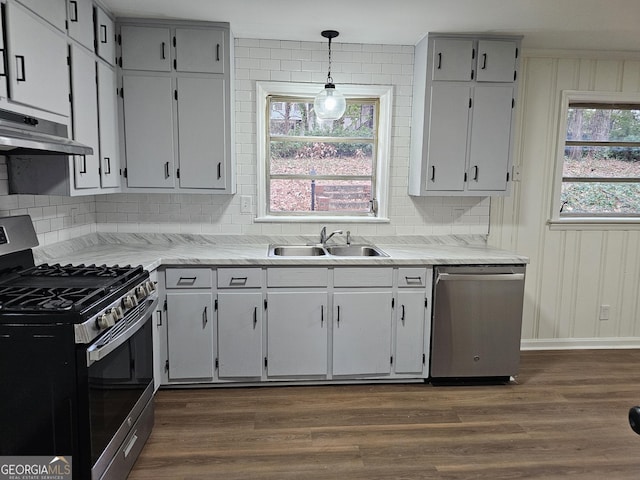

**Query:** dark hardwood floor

left=129, top=350, right=640, bottom=479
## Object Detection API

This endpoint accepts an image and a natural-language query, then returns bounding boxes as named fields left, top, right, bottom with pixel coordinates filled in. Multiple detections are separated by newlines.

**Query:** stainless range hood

left=0, top=108, right=93, bottom=156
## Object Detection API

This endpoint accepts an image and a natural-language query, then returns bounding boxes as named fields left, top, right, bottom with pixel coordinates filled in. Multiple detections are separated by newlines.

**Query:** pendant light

left=314, top=30, right=346, bottom=121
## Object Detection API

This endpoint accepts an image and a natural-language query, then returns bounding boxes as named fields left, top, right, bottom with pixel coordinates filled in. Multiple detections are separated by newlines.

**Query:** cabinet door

left=175, top=28, right=225, bottom=74
left=70, top=45, right=100, bottom=190
left=97, top=63, right=120, bottom=189
left=95, top=6, right=115, bottom=66
left=431, top=38, right=474, bottom=81
left=166, top=292, right=214, bottom=380
left=425, top=83, right=470, bottom=192
left=217, top=292, right=263, bottom=378
left=267, top=291, right=327, bottom=377
left=67, top=0, right=93, bottom=50
left=395, top=292, right=426, bottom=374
left=177, top=77, right=226, bottom=189
left=333, top=291, right=392, bottom=376
left=467, top=85, right=514, bottom=192
left=6, top=3, right=69, bottom=116
left=120, top=25, right=171, bottom=72
left=122, top=75, right=175, bottom=188
left=476, top=40, right=518, bottom=83
left=16, top=0, right=66, bottom=31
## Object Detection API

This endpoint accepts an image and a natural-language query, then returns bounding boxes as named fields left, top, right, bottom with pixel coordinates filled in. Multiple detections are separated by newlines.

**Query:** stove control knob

left=97, top=312, right=115, bottom=329
left=123, top=295, right=138, bottom=309
left=111, top=306, right=124, bottom=320
left=135, top=285, right=147, bottom=301
left=146, top=281, right=156, bottom=293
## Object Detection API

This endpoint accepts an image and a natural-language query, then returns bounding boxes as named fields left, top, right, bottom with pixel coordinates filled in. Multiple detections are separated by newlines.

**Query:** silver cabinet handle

left=437, top=52, right=442, bottom=69
left=253, top=306, right=257, bottom=328
left=202, top=306, right=208, bottom=328
left=473, top=165, right=479, bottom=181
left=437, top=273, right=525, bottom=282
left=100, top=24, right=108, bottom=44
left=230, top=276, right=247, bottom=286
left=156, top=309, right=162, bottom=327
left=481, top=53, right=487, bottom=69
left=336, top=305, right=340, bottom=326
left=321, top=305, right=324, bottom=327
left=164, top=162, right=170, bottom=178
left=430, top=165, right=436, bottom=181
left=161, top=41, right=166, bottom=59
left=401, top=305, right=406, bottom=324
left=404, top=276, right=423, bottom=285
left=216, top=43, right=220, bottom=62
left=217, top=162, right=222, bottom=179
left=104, top=157, right=111, bottom=175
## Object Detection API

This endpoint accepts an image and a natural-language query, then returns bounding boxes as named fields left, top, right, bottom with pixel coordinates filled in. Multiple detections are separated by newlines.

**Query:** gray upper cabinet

left=476, top=40, right=518, bottom=82
left=431, top=38, right=474, bottom=81
left=5, top=1, right=69, bottom=117
left=409, top=33, right=521, bottom=197
left=122, top=75, right=175, bottom=188
left=95, top=5, right=115, bottom=66
left=70, top=45, right=100, bottom=190
left=66, top=0, right=94, bottom=50
left=16, top=0, right=66, bottom=31
left=118, top=18, right=235, bottom=194
left=97, top=63, right=121, bottom=189
left=120, top=25, right=171, bottom=71
left=176, top=77, right=226, bottom=189
left=175, top=28, right=225, bottom=73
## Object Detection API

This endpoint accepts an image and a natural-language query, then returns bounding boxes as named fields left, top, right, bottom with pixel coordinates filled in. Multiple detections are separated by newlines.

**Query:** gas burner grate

left=0, top=286, right=102, bottom=311
left=28, top=264, right=137, bottom=278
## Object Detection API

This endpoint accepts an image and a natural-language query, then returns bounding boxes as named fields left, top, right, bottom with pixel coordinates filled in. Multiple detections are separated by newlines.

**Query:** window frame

left=550, top=90, right=640, bottom=229
left=256, top=81, right=393, bottom=223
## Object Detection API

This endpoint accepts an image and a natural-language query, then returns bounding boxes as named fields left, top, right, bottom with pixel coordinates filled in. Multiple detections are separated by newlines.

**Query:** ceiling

left=102, top=0, right=640, bottom=52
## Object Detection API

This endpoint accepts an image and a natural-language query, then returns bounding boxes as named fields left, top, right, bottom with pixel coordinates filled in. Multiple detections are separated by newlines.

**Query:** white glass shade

left=314, top=84, right=346, bottom=120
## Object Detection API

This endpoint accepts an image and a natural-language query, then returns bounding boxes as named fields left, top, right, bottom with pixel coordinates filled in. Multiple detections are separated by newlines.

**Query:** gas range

left=0, top=216, right=157, bottom=480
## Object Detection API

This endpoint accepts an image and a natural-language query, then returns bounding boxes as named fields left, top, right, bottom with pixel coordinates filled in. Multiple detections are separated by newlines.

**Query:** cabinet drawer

left=333, top=268, right=393, bottom=287
left=217, top=268, right=262, bottom=288
left=165, top=268, right=212, bottom=288
left=267, top=267, right=328, bottom=287
left=398, top=268, right=428, bottom=288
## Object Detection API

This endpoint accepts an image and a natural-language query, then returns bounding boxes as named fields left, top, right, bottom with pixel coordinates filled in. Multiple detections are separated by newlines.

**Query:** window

left=555, top=91, right=640, bottom=221
left=256, top=82, right=393, bottom=222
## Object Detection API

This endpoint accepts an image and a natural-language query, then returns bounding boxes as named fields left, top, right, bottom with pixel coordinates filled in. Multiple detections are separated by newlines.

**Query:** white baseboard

left=521, top=337, right=640, bottom=350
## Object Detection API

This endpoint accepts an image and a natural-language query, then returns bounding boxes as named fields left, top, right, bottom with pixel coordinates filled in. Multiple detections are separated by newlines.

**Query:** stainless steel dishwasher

left=430, top=265, right=526, bottom=382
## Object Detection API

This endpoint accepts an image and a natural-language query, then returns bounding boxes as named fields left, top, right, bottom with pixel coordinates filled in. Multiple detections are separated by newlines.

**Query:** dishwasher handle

left=436, top=272, right=525, bottom=283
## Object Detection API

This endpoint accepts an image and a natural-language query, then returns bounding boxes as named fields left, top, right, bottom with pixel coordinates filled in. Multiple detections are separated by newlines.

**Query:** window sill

left=548, top=217, right=640, bottom=230
left=255, top=215, right=390, bottom=224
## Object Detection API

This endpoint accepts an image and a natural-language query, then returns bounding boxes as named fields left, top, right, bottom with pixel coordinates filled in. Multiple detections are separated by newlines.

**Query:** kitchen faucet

left=320, top=226, right=343, bottom=246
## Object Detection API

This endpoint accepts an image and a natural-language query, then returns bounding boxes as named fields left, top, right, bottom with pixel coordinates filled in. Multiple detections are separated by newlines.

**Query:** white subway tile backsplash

left=0, top=37, right=489, bottom=246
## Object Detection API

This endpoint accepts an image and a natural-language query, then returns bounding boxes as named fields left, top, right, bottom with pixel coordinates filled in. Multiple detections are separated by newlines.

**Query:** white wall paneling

left=489, top=52, right=640, bottom=343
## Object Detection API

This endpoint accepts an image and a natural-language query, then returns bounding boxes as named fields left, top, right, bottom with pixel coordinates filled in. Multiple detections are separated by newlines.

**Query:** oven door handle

left=87, top=295, right=158, bottom=366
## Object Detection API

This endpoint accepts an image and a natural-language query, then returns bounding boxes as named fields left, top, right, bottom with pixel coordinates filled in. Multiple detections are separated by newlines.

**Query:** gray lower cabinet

left=333, top=291, right=393, bottom=376
left=166, top=291, right=214, bottom=380
left=395, top=267, right=432, bottom=376
left=217, top=291, right=263, bottom=378
left=266, top=291, right=328, bottom=377
left=163, top=267, right=214, bottom=382
left=159, top=265, right=432, bottom=385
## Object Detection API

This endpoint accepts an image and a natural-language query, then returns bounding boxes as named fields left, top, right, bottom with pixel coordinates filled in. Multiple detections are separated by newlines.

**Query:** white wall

left=490, top=51, right=640, bottom=345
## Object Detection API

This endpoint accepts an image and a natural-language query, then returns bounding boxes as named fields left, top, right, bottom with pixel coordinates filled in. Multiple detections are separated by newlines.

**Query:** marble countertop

left=34, top=233, right=529, bottom=271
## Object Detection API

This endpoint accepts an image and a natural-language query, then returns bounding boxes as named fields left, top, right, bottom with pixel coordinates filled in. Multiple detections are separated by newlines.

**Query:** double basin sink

left=268, top=244, right=389, bottom=257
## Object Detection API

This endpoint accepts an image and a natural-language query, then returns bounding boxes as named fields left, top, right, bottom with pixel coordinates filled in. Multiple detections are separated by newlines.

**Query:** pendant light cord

left=327, top=36, right=333, bottom=84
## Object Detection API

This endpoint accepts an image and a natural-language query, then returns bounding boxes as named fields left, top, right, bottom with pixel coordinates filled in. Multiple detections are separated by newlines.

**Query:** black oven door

left=84, top=296, right=157, bottom=478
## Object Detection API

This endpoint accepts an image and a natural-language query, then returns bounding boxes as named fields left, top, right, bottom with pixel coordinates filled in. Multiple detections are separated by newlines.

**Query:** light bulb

left=314, top=84, right=346, bottom=120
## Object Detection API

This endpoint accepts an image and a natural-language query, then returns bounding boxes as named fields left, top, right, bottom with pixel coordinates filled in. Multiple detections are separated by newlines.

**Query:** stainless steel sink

left=325, top=245, right=389, bottom=257
left=268, top=244, right=388, bottom=257
left=269, top=245, right=327, bottom=256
